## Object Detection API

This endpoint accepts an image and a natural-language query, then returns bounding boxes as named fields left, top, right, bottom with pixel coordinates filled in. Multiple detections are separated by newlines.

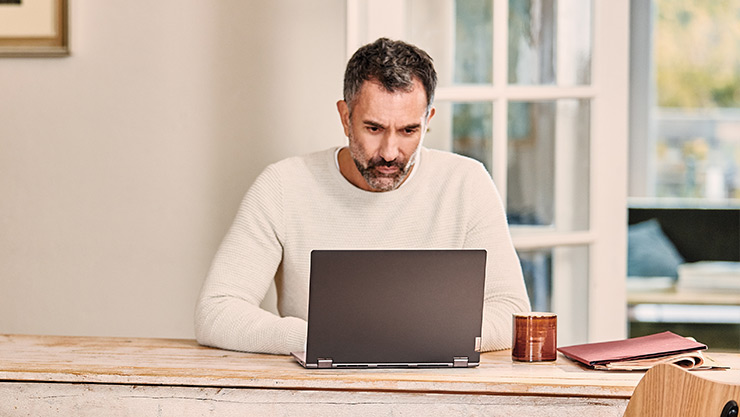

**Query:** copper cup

left=512, top=312, right=557, bottom=362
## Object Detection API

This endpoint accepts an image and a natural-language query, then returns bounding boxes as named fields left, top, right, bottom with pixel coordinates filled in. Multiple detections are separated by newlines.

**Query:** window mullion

left=492, top=0, right=509, bottom=204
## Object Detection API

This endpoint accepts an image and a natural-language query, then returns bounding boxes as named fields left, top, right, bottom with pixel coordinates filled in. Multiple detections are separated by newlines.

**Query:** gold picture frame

left=0, top=0, right=68, bottom=57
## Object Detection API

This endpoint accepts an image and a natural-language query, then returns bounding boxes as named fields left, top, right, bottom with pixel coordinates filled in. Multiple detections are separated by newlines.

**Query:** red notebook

left=557, top=331, right=707, bottom=367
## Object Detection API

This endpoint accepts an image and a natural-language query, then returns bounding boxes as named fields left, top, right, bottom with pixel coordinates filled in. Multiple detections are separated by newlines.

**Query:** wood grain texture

left=0, top=382, right=630, bottom=417
left=0, top=334, right=738, bottom=416
left=623, top=363, right=740, bottom=417
left=0, top=334, right=645, bottom=396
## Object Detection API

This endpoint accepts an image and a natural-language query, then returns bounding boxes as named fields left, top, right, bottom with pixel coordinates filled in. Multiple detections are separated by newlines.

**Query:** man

left=195, top=38, right=530, bottom=355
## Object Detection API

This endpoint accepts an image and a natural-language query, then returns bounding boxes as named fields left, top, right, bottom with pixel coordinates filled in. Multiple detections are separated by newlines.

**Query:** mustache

left=367, top=157, right=405, bottom=170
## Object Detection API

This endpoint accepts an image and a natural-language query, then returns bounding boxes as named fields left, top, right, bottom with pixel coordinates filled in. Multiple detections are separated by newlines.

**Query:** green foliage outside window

left=656, top=0, right=740, bottom=108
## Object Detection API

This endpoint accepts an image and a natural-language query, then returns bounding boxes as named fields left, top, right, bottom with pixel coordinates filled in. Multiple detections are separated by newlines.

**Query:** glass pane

left=408, top=0, right=493, bottom=87
left=653, top=111, right=740, bottom=199
left=453, top=0, right=493, bottom=84
left=508, top=0, right=592, bottom=85
left=452, top=102, right=493, bottom=172
left=425, top=101, right=493, bottom=173
left=655, top=2, right=740, bottom=109
left=518, top=249, right=552, bottom=312
left=507, top=100, right=590, bottom=230
left=518, top=245, right=589, bottom=345
left=644, top=1, right=740, bottom=201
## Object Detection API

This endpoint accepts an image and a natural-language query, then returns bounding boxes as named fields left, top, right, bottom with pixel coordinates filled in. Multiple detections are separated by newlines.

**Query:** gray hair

left=343, top=38, right=437, bottom=114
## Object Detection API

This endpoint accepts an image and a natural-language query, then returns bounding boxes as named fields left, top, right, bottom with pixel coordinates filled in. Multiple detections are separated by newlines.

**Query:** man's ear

left=425, top=107, right=436, bottom=130
left=336, top=100, right=351, bottom=137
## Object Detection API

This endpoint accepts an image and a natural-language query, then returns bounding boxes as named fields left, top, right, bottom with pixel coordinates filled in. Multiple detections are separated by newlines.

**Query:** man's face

left=338, top=79, right=435, bottom=192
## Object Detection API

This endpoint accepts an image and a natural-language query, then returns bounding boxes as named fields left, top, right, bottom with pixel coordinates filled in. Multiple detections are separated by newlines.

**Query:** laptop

left=291, top=249, right=487, bottom=369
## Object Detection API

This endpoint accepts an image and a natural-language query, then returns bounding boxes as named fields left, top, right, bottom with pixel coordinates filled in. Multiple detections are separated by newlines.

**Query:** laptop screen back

left=304, top=249, right=486, bottom=367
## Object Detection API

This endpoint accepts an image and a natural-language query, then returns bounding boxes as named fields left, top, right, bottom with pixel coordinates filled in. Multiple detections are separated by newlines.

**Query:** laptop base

left=291, top=351, right=479, bottom=369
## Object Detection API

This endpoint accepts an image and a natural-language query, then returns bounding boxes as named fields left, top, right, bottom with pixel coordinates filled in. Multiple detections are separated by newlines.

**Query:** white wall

left=0, top=1, right=346, bottom=338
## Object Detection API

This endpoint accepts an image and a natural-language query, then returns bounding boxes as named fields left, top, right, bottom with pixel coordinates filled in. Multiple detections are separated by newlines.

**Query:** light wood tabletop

left=1, top=334, right=739, bottom=416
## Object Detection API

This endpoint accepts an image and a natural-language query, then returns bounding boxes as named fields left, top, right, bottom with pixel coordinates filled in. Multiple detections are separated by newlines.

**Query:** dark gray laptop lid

left=302, top=249, right=486, bottom=368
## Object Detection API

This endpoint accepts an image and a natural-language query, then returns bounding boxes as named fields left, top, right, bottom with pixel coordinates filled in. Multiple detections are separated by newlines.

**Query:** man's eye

left=367, top=126, right=380, bottom=132
left=404, top=128, right=417, bottom=134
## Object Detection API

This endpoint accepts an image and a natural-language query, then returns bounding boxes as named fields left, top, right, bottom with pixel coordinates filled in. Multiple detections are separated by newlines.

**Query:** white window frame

left=346, top=0, right=629, bottom=344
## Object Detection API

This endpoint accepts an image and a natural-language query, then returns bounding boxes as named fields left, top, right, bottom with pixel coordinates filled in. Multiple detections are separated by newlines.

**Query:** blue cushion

left=627, top=219, right=685, bottom=278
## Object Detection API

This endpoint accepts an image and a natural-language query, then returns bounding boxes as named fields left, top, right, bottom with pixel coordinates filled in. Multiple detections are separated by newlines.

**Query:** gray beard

left=352, top=156, right=415, bottom=191
left=346, top=126, right=423, bottom=191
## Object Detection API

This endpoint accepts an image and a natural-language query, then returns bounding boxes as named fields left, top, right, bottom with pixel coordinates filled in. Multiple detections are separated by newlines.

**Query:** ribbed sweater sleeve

left=194, top=164, right=307, bottom=354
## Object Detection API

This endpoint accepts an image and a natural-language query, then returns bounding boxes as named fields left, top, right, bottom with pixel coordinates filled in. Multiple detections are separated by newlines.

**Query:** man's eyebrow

left=363, top=120, right=386, bottom=129
left=361, top=121, right=422, bottom=130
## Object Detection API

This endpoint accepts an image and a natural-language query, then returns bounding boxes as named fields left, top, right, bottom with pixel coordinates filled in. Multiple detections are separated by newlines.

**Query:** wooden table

left=1, top=334, right=739, bottom=416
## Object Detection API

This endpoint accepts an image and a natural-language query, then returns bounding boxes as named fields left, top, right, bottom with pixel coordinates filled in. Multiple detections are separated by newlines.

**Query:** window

left=348, top=0, right=629, bottom=345
left=627, top=0, right=740, bottom=351
left=630, top=1, right=740, bottom=203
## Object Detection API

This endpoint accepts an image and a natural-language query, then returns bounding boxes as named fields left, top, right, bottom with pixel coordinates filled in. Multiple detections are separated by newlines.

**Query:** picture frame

left=0, top=0, right=68, bottom=57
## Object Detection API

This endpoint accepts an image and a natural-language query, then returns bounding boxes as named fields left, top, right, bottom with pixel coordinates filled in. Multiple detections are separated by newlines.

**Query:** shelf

left=627, top=288, right=740, bottom=306
left=628, top=197, right=740, bottom=210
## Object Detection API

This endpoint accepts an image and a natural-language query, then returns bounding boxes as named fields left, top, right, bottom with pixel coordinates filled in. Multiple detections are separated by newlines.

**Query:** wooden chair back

left=623, top=363, right=740, bottom=417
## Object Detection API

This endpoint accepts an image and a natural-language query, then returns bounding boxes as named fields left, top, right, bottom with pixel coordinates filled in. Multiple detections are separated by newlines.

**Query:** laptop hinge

left=453, top=356, right=469, bottom=368
left=317, top=358, right=333, bottom=369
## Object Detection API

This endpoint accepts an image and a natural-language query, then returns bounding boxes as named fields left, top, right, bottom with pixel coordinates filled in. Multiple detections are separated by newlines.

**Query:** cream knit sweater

left=195, top=146, right=530, bottom=355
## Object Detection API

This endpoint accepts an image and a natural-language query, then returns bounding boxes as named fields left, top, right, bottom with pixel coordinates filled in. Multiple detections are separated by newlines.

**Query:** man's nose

left=378, top=132, right=400, bottom=162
